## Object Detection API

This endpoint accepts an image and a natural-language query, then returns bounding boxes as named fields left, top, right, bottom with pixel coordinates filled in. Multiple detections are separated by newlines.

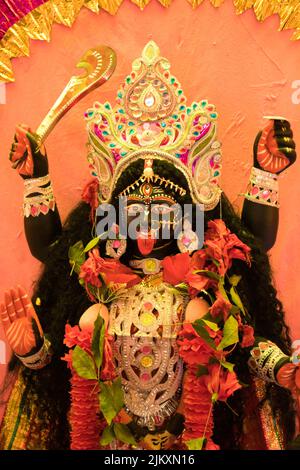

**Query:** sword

left=35, top=45, right=117, bottom=143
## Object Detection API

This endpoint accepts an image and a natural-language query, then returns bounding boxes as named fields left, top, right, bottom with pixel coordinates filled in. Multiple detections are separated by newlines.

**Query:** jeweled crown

left=84, top=41, right=222, bottom=210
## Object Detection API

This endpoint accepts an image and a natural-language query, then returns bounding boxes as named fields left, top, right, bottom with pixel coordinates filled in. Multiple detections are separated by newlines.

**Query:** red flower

left=205, top=219, right=231, bottom=240
left=81, top=179, right=99, bottom=210
left=100, top=334, right=116, bottom=381
left=64, top=324, right=82, bottom=348
left=209, top=291, right=232, bottom=321
left=61, top=351, right=73, bottom=368
left=206, top=440, right=220, bottom=450
left=79, top=248, right=141, bottom=299
left=63, top=324, right=92, bottom=351
left=162, top=253, right=192, bottom=286
left=185, top=272, right=212, bottom=292
left=204, top=219, right=251, bottom=275
left=177, top=323, right=215, bottom=366
left=240, top=324, right=255, bottom=348
left=99, top=258, right=140, bottom=288
left=79, top=248, right=103, bottom=289
left=200, top=363, right=241, bottom=401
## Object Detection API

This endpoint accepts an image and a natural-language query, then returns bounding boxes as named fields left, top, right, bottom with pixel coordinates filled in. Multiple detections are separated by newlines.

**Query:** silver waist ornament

left=108, top=281, right=186, bottom=431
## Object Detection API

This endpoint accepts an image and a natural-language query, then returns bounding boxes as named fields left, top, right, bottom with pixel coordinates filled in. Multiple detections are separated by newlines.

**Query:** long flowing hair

left=3, top=159, right=295, bottom=449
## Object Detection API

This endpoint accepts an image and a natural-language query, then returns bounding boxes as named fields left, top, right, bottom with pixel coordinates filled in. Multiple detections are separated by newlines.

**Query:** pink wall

left=1, top=0, right=300, bottom=385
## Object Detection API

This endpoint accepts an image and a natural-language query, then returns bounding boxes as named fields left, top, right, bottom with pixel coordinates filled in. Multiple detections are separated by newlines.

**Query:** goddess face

left=123, top=180, right=179, bottom=258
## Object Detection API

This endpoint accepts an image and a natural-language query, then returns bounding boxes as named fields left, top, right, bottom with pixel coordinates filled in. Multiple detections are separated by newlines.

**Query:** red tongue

left=137, top=232, right=156, bottom=256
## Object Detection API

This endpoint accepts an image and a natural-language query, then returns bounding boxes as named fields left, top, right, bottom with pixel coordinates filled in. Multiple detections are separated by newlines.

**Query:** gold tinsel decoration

left=0, top=0, right=300, bottom=83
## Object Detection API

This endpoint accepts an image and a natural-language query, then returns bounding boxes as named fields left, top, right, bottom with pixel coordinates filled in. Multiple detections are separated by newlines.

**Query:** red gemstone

left=141, top=373, right=150, bottom=382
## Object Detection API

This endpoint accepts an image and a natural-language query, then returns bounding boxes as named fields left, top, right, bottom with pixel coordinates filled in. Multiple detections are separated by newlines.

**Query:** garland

left=63, top=217, right=255, bottom=450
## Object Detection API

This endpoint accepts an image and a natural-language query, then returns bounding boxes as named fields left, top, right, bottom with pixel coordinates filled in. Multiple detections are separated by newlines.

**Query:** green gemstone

left=172, top=114, right=178, bottom=119
left=126, top=76, right=131, bottom=83
left=161, top=122, right=166, bottom=127
left=118, top=109, right=125, bottom=114
left=104, top=103, right=111, bottom=110
left=214, top=171, right=220, bottom=177
left=88, top=111, right=94, bottom=117
left=120, top=151, right=127, bottom=157
left=179, top=105, right=186, bottom=111
left=178, top=90, right=183, bottom=95
left=187, top=108, right=191, bottom=115
left=102, top=131, right=109, bottom=136
left=193, top=131, right=199, bottom=136
left=129, top=129, right=135, bottom=135
left=118, top=125, right=123, bottom=130
left=117, top=91, right=123, bottom=98
left=109, top=143, right=116, bottom=148
left=192, top=103, right=198, bottom=110
left=166, top=129, right=172, bottom=135
left=176, top=124, right=182, bottom=129
left=128, top=121, right=135, bottom=126
left=170, top=77, right=176, bottom=84
left=210, top=113, right=217, bottom=119
left=201, top=100, right=208, bottom=107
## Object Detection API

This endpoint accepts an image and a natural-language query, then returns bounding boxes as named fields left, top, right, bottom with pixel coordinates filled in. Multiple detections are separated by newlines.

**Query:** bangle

left=244, top=167, right=279, bottom=208
left=248, top=340, right=289, bottom=384
left=16, top=337, right=52, bottom=369
left=23, top=174, right=56, bottom=217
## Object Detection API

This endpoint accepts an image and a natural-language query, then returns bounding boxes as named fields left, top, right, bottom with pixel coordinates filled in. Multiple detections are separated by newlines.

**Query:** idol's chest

left=107, top=282, right=186, bottom=430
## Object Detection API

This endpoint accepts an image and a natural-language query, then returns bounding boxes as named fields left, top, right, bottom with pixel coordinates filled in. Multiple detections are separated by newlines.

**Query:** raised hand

left=277, top=362, right=300, bottom=435
left=0, top=285, right=44, bottom=357
left=253, top=119, right=296, bottom=174
left=9, top=124, right=48, bottom=179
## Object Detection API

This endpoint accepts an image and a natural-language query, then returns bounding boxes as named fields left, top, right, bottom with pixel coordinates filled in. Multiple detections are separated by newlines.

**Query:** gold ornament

left=36, top=45, right=117, bottom=143
left=1, top=0, right=300, bottom=83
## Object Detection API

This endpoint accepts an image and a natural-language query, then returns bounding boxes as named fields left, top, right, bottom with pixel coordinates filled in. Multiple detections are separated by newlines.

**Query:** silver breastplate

left=108, top=281, right=186, bottom=431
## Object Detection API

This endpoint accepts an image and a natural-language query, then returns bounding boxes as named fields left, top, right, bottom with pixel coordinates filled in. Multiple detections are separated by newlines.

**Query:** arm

left=9, top=124, right=62, bottom=262
left=241, top=120, right=296, bottom=251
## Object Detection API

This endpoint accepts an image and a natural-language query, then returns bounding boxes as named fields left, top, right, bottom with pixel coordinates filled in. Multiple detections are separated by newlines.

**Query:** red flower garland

left=62, top=325, right=115, bottom=449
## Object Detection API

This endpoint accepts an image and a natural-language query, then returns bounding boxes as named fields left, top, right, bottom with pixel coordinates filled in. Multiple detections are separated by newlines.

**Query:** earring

left=177, top=220, right=199, bottom=254
left=105, top=223, right=127, bottom=259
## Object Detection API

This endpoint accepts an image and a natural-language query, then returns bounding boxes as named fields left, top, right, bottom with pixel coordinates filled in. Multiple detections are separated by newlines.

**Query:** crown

left=84, top=41, right=222, bottom=210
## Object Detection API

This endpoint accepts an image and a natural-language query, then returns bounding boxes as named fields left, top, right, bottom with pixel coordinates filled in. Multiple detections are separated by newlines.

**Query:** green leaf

left=194, top=269, right=220, bottom=281
left=229, top=275, right=241, bottom=287
left=217, top=316, right=239, bottom=351
left=230, top=286, right=246, bottom=316
left=220, top=360, right=235, bottom=372
left=72, top=346, right=97, bottom=380
left=202, top=319, right=219, bottom=332
left=100, top=377, right=124, bottom=425
left=229, top=305, right=240, bottom=316
left=186, top=437, right=206, bottom=450
left=193, top=320, right=216, bottom=349
left=218, top=280, right=230, bottom=302
left=111, top=377, right=124, bottom=411
left=114, top=423, right=137, bottom=446
left=196, top=365, right=208, bottom=377
left=100, top=424, right=115, bottom=446
left=84, top=236, right=100, bottom=253
left=68, top=241, right=85, bottom=274
left=92, top=314, right=105, bottom=370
